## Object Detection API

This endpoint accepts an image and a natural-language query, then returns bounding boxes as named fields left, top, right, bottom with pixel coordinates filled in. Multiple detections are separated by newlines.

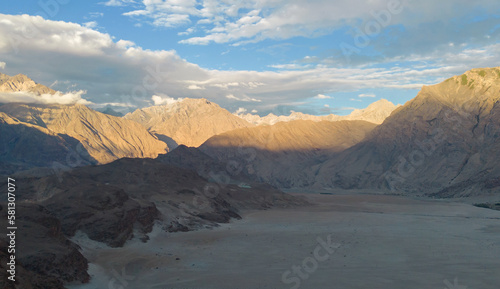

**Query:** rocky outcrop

left=124, top=98, right=253, bottom=148
left=8, top=157, right=306, bottom=247
left=0, top=203, right=89, bottom=289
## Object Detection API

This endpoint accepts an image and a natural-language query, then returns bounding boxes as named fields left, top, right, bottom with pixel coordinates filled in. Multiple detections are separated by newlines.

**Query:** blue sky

left=0, top=0, right=499, bottom=116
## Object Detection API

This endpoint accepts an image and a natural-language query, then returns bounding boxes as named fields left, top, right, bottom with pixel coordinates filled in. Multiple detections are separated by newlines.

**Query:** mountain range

left=124, top=98, right=253, bottom=148
left=314, top=67, right=500, bottom=197
left=2, top=68, right=500, bottom=198
left=200, top=120, right=377, bottom=187
left=1, top=67, right=500, bottom=288
left=236, top=98, right=399, bottom=125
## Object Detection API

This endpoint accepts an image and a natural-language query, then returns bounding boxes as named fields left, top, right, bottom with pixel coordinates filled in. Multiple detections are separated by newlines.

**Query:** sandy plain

left=68, top=193, right=500, bottom=289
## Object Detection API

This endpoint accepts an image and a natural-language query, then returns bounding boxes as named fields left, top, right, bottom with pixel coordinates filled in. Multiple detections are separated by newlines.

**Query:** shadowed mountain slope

left=314, top=67, right=500, bottom=197
left=200, top=120, right=377, bottom=187
left=0, top=103, right=168, bottom=167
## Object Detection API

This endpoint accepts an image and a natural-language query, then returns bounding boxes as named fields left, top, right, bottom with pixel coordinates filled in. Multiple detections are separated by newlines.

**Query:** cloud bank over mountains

left=0, top=90, right=91, bottom=105
left=0, top=0, right=499, bottom=115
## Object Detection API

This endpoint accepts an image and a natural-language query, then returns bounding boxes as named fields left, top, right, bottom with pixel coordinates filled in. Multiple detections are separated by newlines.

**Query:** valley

left=67, top=193, right=500, bottom=289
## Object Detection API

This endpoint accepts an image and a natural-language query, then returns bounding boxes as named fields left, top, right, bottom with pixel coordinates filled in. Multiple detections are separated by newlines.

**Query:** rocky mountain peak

left=0, top=72, right=56, bottom=95
left=124, top=97, right=253, bottom=147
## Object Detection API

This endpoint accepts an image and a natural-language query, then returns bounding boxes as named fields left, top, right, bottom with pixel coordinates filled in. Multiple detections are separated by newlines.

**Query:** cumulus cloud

left=234, top=107, right=247, bottom=114
left=0, top=90, right=91, bottom=105
left=152, top=95, right=184, bottom=106
left=0, top=13, right=499, bottom=115
left=359, top=94, right=376, bottom=98
left=118, top=0, right=500, bottom=49
left=0, top=61, right=5, bottom=69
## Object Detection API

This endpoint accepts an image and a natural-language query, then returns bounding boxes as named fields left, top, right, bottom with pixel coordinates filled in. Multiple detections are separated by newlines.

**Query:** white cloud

left=101, top=0, right=136, bottom=7
left=234, top=107, right=247, bottom=114
left=123, top=10, right=148, bottom=16
left=225, top=93, right=262, bottom=102
left=212, top=82, right=240, bottom=89
left=315, top=94, right=333, bottom=99
left=152, top=95, right=184, bottom=106
left=83, top=21, right=98, bottom=29
left=87, top=12, right=104, bottom=19
left=0, top=14, right=114, bottom=56
left=270, top=63, right=312, bottom=70
left=116, top=0, right=498, bottom=47
left=0, top=90, right=91, bottom=105
left=359, top=94, right=376, bottom=98
left=187, top=84, right=204, bottom=90
left=0, top=13, right=499, bottom=116
left=350, top=98, right=362, bottom=102
left=0, top=61, right=5, bottom=69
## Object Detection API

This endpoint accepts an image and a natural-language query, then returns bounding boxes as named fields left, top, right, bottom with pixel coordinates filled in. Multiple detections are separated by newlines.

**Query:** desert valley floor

left=67, top=193, right=500, bottom=289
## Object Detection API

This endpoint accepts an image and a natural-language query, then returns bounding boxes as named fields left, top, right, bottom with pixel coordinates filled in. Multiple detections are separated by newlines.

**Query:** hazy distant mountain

left=0, top=103, right=168, bottom=170
left=237, top=99, right=399, bottom=125
left=0, top=73, right=56, bottom=95
left=314, top=67, right=500, bottom=197
left=200, top=120, right=377, bottom=187
left=99, top=105, right=124, bottom=117
left=125, top=98, right=254, bottom=148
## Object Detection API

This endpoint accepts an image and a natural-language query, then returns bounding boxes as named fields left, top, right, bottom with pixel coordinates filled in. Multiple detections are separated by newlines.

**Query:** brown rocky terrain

left=0, top=156, right=306, bottom=288
left=0, top=73, right=168, bottom=174
left=314, top=67, right=500, bottom=197
left=124, top=98, right=253, bottom=148
left=0, top=112, right=95, bottom=175
left=200, top=120, right=377, bottom=187
left=157, top=145, right=229, bottom=180
left=0, top=203, right=89, bottom=289
left=3, top=157, right=306, bottom=244
left=0, top=73, right=56, bottom=95
left=0, top=103, right=168, bottom=168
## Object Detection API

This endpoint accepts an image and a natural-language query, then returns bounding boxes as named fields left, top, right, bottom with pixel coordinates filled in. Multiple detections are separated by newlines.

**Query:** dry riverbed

left=68, top=193, right=500, bottom=289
